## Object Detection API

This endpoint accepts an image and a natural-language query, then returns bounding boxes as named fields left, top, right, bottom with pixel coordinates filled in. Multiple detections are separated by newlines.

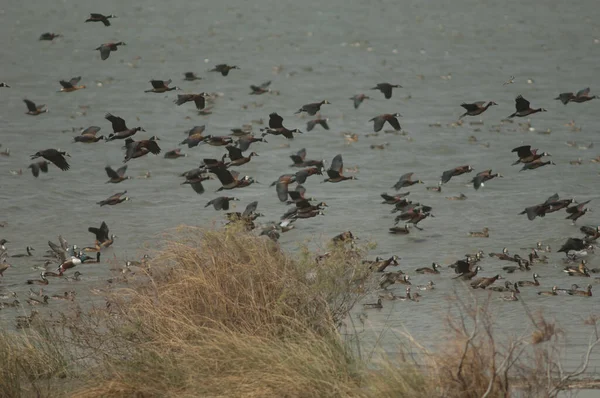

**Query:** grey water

left=1, top=0, right=600, bottom=379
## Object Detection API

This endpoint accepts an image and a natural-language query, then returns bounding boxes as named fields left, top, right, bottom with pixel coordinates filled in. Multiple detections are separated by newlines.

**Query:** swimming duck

left=57, top=253, right=92, bottom=275
left=459, top=101, right=497, bottom=119
left=145, top=79, right=178, bottom=93
left=569, top=284, right=593, bottom=297
left=471, top=274, right=502, bottom=289
left=95, top=42, right=125, bottom=60
left=27, top=295, right=49, bottom=306
left=538, top=286, right=558, bottom=296
left=563, top=260, right=590, bottom=277
left=363, top=298, right=383, bottom=309
left=469, top=228, right=489, bottom=238
left=58, top=76, right=86, bottom=92
left=415, top=263, right=441, bottom=274
left=30, top=149, right=70, bottom=171
left=441, top=165, right=474, bottom=184
left=85, top=13, right=116, bottom=26
left=488, top=281, right=514, bottom=292
left=371, top=83, right=401, bottom=99
left=295, top=100, right=330, bottom=116
left=379, top=272, right=406, bottom=290
left=23, top=99, right=48, bottom=115
left=249, top=80, right=272, bottom=94
left=52, top=291, right=76, bottom=301
left=369, top=113, right=402, bottom=132
left=323, top=154, right=357, bottom=183
left=97, top=191, right=129, bottom=206
left=11, top=246, right=35, bottom=257
left=74, top=126, right=104, bottom=143
left=446, top=193, right=467, bottom=201
left=105, top=113, right=145, bottom=141
left=502, top=258, right=531, bottom=273
left=508, top=95, right=546, bottom=118
left=64, top=271, right=82, bottom=282
left=500, top=291, right=519, bottom=301
left=350, top=94, right=370, bottom=109
left=124, top=138, right=162, bottom=162
left=389, top=224, right=411, bottom=235
left=517, top=273, right=541, bottom=287
left=27, top=272, right=49, bottom=285
left=580, top=226, right=600, bottom=241
left=415, top=281, right=435, bottom=291
left=210, top=64, right=239, bottom=76
left=174, top=93, right=206, bottom=110
left=488, top=248, right=512, bottom=261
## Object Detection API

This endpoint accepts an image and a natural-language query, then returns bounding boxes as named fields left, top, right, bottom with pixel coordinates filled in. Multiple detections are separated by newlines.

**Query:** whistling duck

left=174, top=93, right=206, bottom=110
left=105, top=113, right=145, bottom=140
left=225, top=145, right=258, bottom=167
left=323, top=154, right=357, bottom=183
left=210, top=64, right=240, bottom=76
left=30, top=149, right=70, bottom=171
left=105, top=165, right=130, bottom=183
left=350, top=94, right=369, bottom=109
left=393, top=172, right=423, bottom=190
left=459, top=101, right=497, bottom=119
left=95, top=42, right=125, bottom=60
left=23, top=99, right=48, bottom=115
left=85, top=13, right=116, bottom=26
left=295, top=100, right=330, bottom=116
left=369, top=113, right=402, bottom=132
left=123, top=138, right=161, bottom=162
left=508, top=95, right=546, bottom=118
left=441, top=165, right=473, bottom=183
left=58, top=76, right=86, bottom=92
left=145, top=79, right=178, bottom=93
left=74, top=126, right=104, bottom=143
left=249, top=81, right=272, bottom=94
left=517, top=273, right=541, bottom=287
left=371, top=83, right=401, bottom=99
left=471, top=169, right=502, bottom=190
left=97, top=191, right=129, bottom=206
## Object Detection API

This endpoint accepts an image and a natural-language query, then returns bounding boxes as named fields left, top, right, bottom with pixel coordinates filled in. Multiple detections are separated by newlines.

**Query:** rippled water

left=1, top=0, right=600, bottom=374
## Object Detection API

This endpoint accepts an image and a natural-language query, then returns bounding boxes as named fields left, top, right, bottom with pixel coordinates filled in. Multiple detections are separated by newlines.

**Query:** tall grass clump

left=70, top=224, right=376, bottom=397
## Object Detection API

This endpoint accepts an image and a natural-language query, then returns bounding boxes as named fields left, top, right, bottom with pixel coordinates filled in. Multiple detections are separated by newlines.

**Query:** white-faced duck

left=236, top=135, right=266, bottom=152
left=306, top=116, right=329, bottom=132
left=11, top=246, right=35, bottom=258
left=446, top=193, right=467, bottom=201
left=289, top=148, right=324, bottom=169
left=74, top=126, right=104, bottom=143
left=182, top=173, right=211, bottom=194
left=96, top=42, right=125, bottom=60
left=295, top=167, right=321, bottom=184
left=580, top=225, right=600, bottom=241
left=124, top=138, right=161, bottom=162
left=105, top=165, right=131, bottom=183
left=105, top=113, right=145, bottom=141
left=28, top=160, right=49, bottom=177
left=415, top=263, right=440, bottom=274
left=471, top=169, right=502, bottom=190
left=0, top=82, right=11, bottom=88
left=369, top=113, right=401, bottom=132
left=205, top=197, right=239, bottom=211
left=566, top=200, right=591, bottom=223
left=500, top=291, right=519, bottom=301
left=426, top=182, right=442, bottom=192
left=164, top=149, right=187, bottom=159
left=363, top=298, right=383, bottom=309
left=469, top=228, right=489, bottom=238
left=292, top=209, right=325, bottom=220
left=555, top=88, right=596, bottom=105
left=415, top=281, right=435, bottom=291
left=379, top=272, right=404, bottom=290
left=508, top=95, right=546, bottom=118
left=27, top=272, right=48, bottom=285
left=538, top=286, right=558, bottom=296
left=441, top=165, right=473, bottom=184
left=175, top=93, right=206, bottom=110
left=39, top=32, right=61, bottom=41
left=453, top=265, right=482, bottom=281
left=371, top=83, right=401, bottom=99
left=203, top=135, right=233, bottom=147
left=511, top=145, right=551, bottom=165
left=211, top=166, right=255, bottom=191
left=520, top=158, right=555, bottom=172
left=488, top=281, right=513, bottom=292
left=210, top=64, right=239, bottom=76
left=350, top=94, right=370, bottom=109
left=459, top=101, right=497, bottom=119
left=393, top=173, right=423, bottom=190
left=471, top=274, right=502, bottom=289
left=517, top=273, right=541, bottom=287
left=88, top=221, right=115, bottom=249
left=281, top=200, right=327, bottom=220
left=180, top=126, right=207, bottom=148
left=568, top=284, right=593, bottom=297
left=0, top=259, right=10, bottom=277
left=30, top=149, right=70, bottom=171
left=145, top=79, right=179, bottom=93
left=225, top=145, right=257, bottom=167
left=502, top=258, right=531, bottom=273
left=249, top=80, right=271, bottom=95
left=395, top=206, right=432, bottom=231
left=323, top=154, right=357, bottom=183
left=558, top=238, right=590, bottom=257
left=365, top=255, right=400, bottom=273
left=58, top=76, right=86, bottom=92
left=286, top=185, right=314, bottom=205
left=295, top=100, right=330, bottom=116
left=183, top=72, right=202, bottom=81
left=381, top=192, right=410, bottom=205
left=97, top=191, right=129, bottom=206
left=488, top=248, right=513, bottom=261
left=23, top=99, right=48, bottom=115
left=85, top=13, right=116, bottom=26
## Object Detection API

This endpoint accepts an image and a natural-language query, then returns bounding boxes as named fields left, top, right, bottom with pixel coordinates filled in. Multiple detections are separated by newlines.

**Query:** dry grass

left=1, top=225, right=599, bottom=397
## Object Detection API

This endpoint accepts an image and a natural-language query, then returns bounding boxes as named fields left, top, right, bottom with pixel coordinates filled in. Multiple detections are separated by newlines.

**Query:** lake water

left=1, top=0, right=600, bottom=379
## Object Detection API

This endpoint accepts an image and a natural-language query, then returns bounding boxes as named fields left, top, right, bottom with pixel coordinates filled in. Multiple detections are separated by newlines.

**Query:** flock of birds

left=0, top=12, right=599, bottom=319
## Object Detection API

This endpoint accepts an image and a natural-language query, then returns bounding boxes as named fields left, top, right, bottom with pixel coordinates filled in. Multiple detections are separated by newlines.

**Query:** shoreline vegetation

left=2, top=224, right=600, bottom=397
